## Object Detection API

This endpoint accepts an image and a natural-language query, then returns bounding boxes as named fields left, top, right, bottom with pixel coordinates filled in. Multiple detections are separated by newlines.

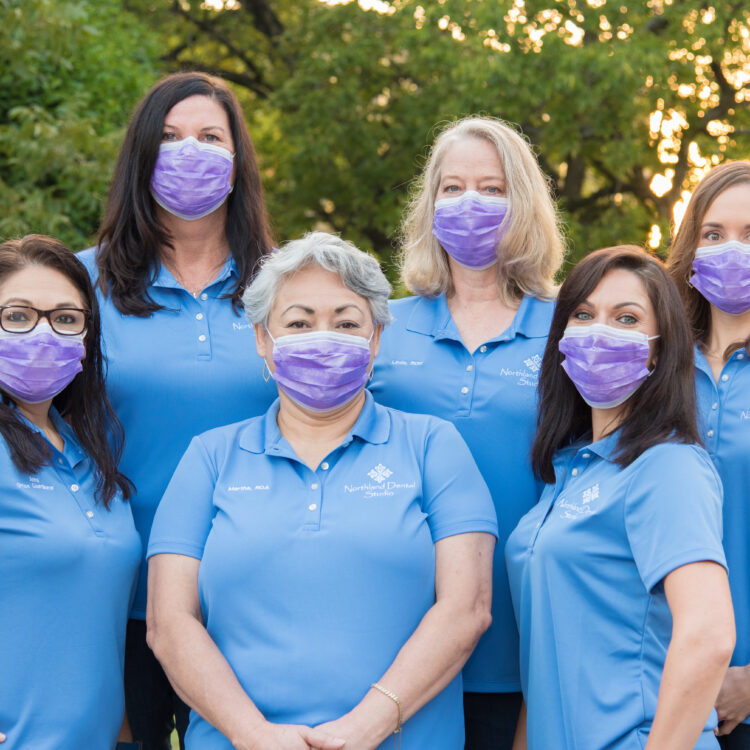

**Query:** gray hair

left=243, top=231, right=393, bottom=327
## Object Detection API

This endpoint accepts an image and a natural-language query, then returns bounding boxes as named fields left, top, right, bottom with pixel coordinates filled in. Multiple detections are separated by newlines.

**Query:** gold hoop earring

left=262, top=362, right=271, bottom=382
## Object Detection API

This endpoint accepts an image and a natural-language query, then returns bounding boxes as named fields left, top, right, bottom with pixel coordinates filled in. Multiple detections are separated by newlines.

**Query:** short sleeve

left=147, top=436, right=219, bottom=560
left=624, top=443, right=726, bottom=592
left=421, top=419, right=498, bottom=542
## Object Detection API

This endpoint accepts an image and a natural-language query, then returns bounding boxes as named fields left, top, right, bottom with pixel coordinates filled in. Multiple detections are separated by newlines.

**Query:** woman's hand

left=239, top=722, right=345, bottom=750
left=0, top=730, right=5, bottom=743
left=314, top=711, right=387, bottom=750
left=716, top=665, right=750, bottom=736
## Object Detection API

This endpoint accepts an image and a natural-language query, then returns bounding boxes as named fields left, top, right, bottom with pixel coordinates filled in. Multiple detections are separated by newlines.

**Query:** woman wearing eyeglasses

left=0, top=235, right=140, bottom=749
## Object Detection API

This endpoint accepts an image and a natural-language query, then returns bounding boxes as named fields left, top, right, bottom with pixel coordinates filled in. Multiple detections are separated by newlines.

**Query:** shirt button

left=712, top=402, right=718, bottom=410
left=466, top=364, right=473, bottom=371
left=311, top=483, right=319, bottom=490
left=308, top=504, right=317, bottom=511
left=571, top=468, right=579, bottom=476
left=85, top=510, right=94, bottom=518
left=198, top=334, right=207, bottom=342
left=71, top=484, right=79, bottom=492
left=321, top=462, right=329, bottom=470
left=461, top=386, right=469, bottom=394
left=707, top=429, right=715, bottom=437
left=582, top=453, right=590, bottom=459
left=200, top=293, right=208, bottom=301
left=479, top=345, right=487, bottom=353
left=721, top=374, right=729, bottom=382
left=58, top=458, right=64, bottom=465
left=195, top=313, right=204, bottom=321
left=737, top=353, right=745, bottom=360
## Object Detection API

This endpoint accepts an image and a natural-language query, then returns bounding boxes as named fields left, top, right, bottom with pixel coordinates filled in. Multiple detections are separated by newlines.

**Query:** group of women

left=0, top=70, right=748, bottom=750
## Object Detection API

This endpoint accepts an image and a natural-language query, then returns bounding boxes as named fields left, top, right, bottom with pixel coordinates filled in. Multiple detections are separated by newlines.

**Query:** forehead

left=0, top=265, right=84, bottom=307
left=272, top=265, right=370, bottom=314
left=164, top=95, right=230, bottom=128
left=703, top=183, right=750, bottom=223
left=586, top=268, right=650, bottom=305
left=440, top=136, right=504, bottom=176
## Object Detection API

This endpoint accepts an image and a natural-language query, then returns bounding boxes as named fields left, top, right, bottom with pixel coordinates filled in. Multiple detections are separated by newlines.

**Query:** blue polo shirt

left=0, top=407, right=140, bottom=749
left=78, top=248, right=277, bottom=618
left=505, top=435, right=726, bottom=750
left=696, top=346, right=750, bottom=725
left=370, top=293, right=553, bottom=692
left=148, top=393, right=497, bottom=750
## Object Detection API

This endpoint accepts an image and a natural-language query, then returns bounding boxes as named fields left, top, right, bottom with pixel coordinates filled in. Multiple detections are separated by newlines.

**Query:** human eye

left=617, top=313, right=638, bottom=326
left=161, top=131, right=177, bottom=141
left=5, top=307, right=31, bottom=322
left=702, top=230, right=722, bottom=242
left=286, top=320, right=311, bottom=330
left=571, top=309, right=593, bottom=322
left=201, top=133, right=220, bottom=143
left=485, top=186, right=505, bottom=195
left=337, top=321, right=361, bottom=330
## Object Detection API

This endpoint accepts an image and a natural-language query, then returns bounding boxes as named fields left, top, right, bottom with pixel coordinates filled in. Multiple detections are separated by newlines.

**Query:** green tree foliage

left=130, top=0, right=749, bottom=273
left=0, top=0, right=161, bottom=250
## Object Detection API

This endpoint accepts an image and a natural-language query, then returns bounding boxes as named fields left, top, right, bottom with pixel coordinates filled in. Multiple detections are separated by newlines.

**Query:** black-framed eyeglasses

left=0, top=305, right=90, bottom=336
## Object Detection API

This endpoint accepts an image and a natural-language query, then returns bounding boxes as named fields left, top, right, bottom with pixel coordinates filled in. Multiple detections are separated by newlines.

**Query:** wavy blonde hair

left=400, top=117, right=566, bottom=304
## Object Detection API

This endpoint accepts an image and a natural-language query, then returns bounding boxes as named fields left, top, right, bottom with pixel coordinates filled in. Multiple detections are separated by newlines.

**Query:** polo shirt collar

left=239, top=390, right=390, bottom=456
left=151, top=255, right=238, bottom=290
left=404, top=293, right=552, bottom=344
left=585, top=430, right=622, bottom=462
left=11, top=404, right=86, bottom=467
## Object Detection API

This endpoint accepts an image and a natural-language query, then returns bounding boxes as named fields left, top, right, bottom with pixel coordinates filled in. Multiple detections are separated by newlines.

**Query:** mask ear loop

left=262, top=361, right=271, bottom=382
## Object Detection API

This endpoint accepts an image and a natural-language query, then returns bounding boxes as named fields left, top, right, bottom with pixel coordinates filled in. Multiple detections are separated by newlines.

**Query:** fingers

left=716, top=719, right=740, bottom=736
left=299, top=726, right=346, bottom=750
left=0, top=732, right=5, bottom=743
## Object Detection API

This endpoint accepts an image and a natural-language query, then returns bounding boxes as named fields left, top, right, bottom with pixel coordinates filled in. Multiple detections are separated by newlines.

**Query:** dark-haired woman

left=506, top=246, right=735, bottom=749
left=668, top=162, right=750, bottom=749
left=77, top=71, right=276, bottom=749
left=0, top=235, right=140, bottom=749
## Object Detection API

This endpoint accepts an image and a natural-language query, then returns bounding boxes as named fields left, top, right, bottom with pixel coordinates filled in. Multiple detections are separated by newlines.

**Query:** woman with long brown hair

left=668, top=161, right=750, bottom=749
left=77, top=71, right=277, bottom=749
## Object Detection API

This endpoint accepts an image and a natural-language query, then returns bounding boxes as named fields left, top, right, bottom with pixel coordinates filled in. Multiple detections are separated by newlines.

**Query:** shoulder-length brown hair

left=532, top=245, right=699, bottom=484
left=0, top=235, right=131, bottom=506
left=666, top=160, right=750, bottom=358
left=400, top=116, right=566, bottom=305
left=96, top=71, right=274, bottom=316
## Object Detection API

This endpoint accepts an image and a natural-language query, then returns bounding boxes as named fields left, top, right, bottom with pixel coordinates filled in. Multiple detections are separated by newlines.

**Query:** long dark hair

left=0, top=235, right=132, bottom=506
left=666, top=160, right=750, bottom=359
left=532, top=245, right=700, bottom=484
left=96, top=71, right=274, bottom=316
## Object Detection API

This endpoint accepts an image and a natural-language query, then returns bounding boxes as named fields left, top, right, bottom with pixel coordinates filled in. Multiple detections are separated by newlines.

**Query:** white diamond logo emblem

left=368, top=463, right=393, bottom=483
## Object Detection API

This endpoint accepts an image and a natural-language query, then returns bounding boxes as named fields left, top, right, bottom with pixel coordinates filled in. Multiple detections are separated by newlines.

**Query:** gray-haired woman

left=145, top=232, right=498, bottom=750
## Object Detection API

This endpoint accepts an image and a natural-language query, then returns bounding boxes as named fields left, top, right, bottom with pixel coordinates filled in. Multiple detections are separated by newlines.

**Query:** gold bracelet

left=371, top=682, right=403, bottom=750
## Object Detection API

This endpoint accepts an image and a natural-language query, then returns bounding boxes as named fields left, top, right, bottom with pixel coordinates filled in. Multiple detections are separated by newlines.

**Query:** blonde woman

left=370, top=116, right=565, bottom=750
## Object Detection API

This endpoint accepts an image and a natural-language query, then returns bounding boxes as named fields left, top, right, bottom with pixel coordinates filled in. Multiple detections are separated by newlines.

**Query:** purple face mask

left=268, top=330, right=372, bottom=412
left=432, top=190, right=510, bottom=270
left=150, top=136, right=234, bottom=221
left=559, top=323, right=657, bottom=409
left=690, top=240, right=750, bottom=315
left=0, top=322, right=85, bottom=404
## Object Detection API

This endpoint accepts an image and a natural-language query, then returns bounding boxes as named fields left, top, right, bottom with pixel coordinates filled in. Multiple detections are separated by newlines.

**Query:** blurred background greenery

left=1, top=0, right=748, bottom=283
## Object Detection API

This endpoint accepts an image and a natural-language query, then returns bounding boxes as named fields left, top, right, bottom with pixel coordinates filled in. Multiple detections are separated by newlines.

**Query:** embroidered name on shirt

left=232, top=322, right=252, bottom=331
left=391, top=360, right=424, bottom=366
left=741, top=410, right=750, bottom=421
left=227, top=484, right=270, bottom=492
left=345, top=480, right=417, bottom=499
left=18, top=476, right=54, bottom=491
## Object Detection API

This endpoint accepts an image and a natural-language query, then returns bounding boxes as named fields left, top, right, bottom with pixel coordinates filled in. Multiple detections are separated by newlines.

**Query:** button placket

left=303, top=470, right=324, bottom=530
left=54, top=462, right=105, bottom=534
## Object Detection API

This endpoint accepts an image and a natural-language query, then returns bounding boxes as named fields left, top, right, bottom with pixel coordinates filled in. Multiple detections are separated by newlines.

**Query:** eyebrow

left=334, top=304, right=364, bottom=314
left=162, top=124, right=227, bottom=133
left=2, top=298, right=81, bottom=308
left=281, top=304, right=315, bottom=315
left=701, top=222, right=750, bottom=229
left=579, top=299, right=646, bottom=311
left=441, top=173, right=505, bottom=183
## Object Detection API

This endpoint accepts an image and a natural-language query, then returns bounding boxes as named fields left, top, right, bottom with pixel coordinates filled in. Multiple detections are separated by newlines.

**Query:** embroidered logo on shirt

left=345, top=466, right=416, bottom=498
left=741, top=410, right=750, bottom=421
left=524, top=354, right=542, bottom=373
left=390, top=359, right=424, bottom=366
left=232, top=322, right=252, bottom=331
left=367, top=463, right=393, bottom=483
left=558, top=483, right=600, bottom=519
